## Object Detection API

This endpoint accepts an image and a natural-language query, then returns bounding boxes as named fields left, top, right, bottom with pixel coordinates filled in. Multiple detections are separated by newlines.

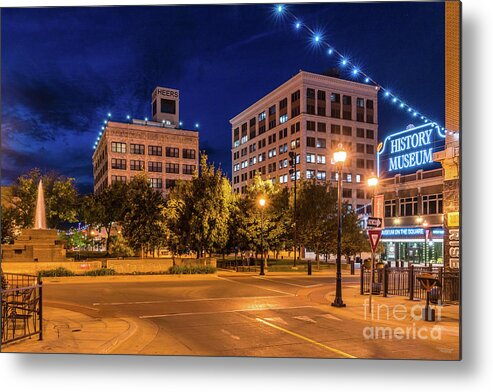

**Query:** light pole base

left=331, top=298, right=346, bottom=308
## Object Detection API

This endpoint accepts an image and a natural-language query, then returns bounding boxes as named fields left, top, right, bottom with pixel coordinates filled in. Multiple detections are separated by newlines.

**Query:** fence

left=1, top=273, right=43, bottom=345
left=360, top=265, right=460, bottom=304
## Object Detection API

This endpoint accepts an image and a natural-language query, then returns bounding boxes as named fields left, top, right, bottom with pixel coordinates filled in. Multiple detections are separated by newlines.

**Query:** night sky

left=1, top=2, right=444, bottom=195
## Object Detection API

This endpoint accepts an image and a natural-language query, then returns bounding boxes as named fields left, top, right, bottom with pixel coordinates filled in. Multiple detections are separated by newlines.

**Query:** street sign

left=368, top=229, right=382, bottom=253
left=367, top=217, right=383, bottom=228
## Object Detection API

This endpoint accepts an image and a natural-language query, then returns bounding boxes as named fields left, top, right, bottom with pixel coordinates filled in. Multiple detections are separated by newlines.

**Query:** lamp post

left=331, top=144, right=347, bottom=308
left=423, top=220, right=429, bottom=267
left=259, top=197, right=266, bottom=276
left=367, top=174, right=378, bottom=280
left=289, top=151, right=298, bottom=268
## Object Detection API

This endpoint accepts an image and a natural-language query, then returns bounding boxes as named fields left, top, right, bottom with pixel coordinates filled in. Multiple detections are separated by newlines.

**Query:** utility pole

left=289, top=151, right=298, bottom=268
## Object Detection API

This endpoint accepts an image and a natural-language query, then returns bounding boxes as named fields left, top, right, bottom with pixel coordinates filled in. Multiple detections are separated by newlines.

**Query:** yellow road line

left=255, top=317, right=357, bottom=359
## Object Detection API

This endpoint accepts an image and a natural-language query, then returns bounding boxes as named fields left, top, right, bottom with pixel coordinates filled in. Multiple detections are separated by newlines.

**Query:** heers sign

left=153, top=88, right=179, bottom=99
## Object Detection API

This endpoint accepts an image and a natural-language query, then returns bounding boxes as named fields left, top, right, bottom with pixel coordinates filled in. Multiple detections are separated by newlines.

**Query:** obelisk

left=33, top=179, right=47, bottom=230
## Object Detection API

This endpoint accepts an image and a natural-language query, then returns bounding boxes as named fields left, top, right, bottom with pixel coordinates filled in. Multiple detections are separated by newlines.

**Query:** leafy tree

left=59, top=230, right=89, bottom=249
left=1, top=206, right=19, bottom=244
left=236, top=174, right=290, bottom=259
left=109, top=234, right=134, bottom=258
left=81, top=181, right=127, bottom=254
left=296, top=179, right=338, bottom=262
left=341, top=210, right=368, bottom=262
left=8, top=168, right=78, bottom=229
left=121, top=174, right=166, bottom=258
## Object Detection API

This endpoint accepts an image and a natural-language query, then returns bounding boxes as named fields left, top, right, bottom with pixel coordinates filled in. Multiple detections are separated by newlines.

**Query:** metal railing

left=1, top=273, right=43, bottom=345
left=360, top=264, right=460, bottom=304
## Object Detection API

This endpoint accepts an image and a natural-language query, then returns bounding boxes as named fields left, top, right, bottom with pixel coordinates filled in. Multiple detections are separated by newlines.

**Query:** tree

left=341, top=210, right=368, bottom=262
left=8, top=168, right=78, bottom=229
left=296, top=179, right=338, bottom=263
left=1, top=207, right=19, bottom=244
left=235, top=174, right=291, bottom=258
left=81, top=181, right=127, bottom=254
left=121, top=174, right=166, bottom=258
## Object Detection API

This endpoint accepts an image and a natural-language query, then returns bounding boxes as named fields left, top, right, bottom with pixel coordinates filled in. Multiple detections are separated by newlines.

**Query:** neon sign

left=377, top=123, right=445, bottom=177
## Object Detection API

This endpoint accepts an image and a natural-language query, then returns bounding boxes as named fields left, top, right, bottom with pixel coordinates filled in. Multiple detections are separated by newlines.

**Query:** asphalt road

left=42, top=274, right=459, bottom=359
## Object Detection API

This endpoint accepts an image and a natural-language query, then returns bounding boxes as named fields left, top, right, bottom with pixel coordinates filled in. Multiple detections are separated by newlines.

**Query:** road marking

left=264, top=317, right=288, bottom=325
left=320, top=313, right=342, bottom=322
left=254, top=276, right=323, bottom=288
left=139, top=305, right=314, bottom=319
left=255, top=318, right=357, bottom=359
left=93, top=294, right=291, bottom=306
left=293, top=315, right=317, bottom=323
left=216, top=276, right=295, bottom=296
left=220, top=329, right=240, bottom=340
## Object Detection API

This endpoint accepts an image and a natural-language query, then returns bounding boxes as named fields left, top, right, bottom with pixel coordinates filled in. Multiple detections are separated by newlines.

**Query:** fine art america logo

left=377, top=123, right=446, bottom=176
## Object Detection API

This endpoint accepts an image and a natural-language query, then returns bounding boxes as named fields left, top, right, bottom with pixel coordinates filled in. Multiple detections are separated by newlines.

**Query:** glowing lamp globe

left=333, top=145, right=347, bottom=164
left=367, top=176, right=378, bottom=187
left=259, top=198, right=266, bottom=207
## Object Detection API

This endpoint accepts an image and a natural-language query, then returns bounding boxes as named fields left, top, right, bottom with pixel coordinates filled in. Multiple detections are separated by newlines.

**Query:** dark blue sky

left=1, top=2, right=444, bottom=194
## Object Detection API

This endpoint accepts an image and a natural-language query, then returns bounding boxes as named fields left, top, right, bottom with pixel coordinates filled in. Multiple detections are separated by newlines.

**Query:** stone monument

left=2, top=180, right=67, bottom=262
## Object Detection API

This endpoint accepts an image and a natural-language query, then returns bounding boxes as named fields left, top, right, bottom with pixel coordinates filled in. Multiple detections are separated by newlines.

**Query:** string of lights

left=273, top=4, right=458, bottom=138
left=93, top=113, right=199, bottom=150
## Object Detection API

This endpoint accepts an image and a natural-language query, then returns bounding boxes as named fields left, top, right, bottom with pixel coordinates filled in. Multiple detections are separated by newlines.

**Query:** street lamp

left=332, top=144, right=347, bottom=308
left=367, top=174, right=379, bottom=308
left=423, top=220, right=429, bottom=266
left=288, top=151, right=298, bottom=268
left=259, top=197, right=266, bottom=276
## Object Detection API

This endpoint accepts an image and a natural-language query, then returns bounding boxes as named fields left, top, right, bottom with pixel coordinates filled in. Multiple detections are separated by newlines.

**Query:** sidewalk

left=2, top=306, right=139, bottom=354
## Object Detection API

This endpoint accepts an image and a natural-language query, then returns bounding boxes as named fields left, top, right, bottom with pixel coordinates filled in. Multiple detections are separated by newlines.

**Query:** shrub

left=168, top=265, right=216, bottom=274
left=84, top=268, right=116, bottom=276
left=38, top=267, right=75, bottom=277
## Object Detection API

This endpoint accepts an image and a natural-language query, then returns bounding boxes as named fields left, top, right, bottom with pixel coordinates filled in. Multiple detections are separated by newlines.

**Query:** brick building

left=92, top=87, right=199, bottom=195
left=230, top=70, right=379, bottom=213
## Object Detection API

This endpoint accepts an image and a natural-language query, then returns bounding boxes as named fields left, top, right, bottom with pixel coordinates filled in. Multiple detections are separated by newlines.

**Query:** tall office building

left=230, top=70, right=379, bottom=213
left=93, top=87, right=199, bottom=195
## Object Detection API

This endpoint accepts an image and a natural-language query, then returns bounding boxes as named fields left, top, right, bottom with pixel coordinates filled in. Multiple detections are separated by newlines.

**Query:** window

left=280, top=114, right=289, bottom=124
left=306, top=137, right=316, bottom=148
left=342, top=126, right=352, bottom=136
left=357, top=128, right=365, bottom=138
left=400, top=197, right=418, bottom=216
left=366, top=160, right=374, bottom=169
left=148, top=145, right=162, bottom=156
left=269, top=119, right=277, bottom=129
left=111, top=158, right=126, bottom=170
left=291, top=106, right=300, bottom=117
left=307, top=121, right=316, bottom=131
left=342, top=188, right=352, bottom=198
left=344, top=173, right=352, bottom=183
left=111, top=175, right=126, bottom=183
left=269, top=105, right=276, bottom=115
left=331, top=93, right=340, bottom=103
left=422, top=194, right=443, bottom=214
left=268, top=148, right=277, bottom=158
left=356, top=189, right=365, bottom=199
left=166, top=179, right=177, bottom=189
left=307, top=104, right=316, bottom=115
left=165, top=163, right=179, bottom=174
left=291, top=90, right=300, bottom=102
left=356, top=159, right=365, bottom=169
left=316, top=138, right=326, bottom=148
left=306, top=88, right=315, bottom=99
left=342, top=95, right=352, bottom=105
left=148, top=161, right=162, bottom=172
left=306, top=170, right=315, bottom=179
left=366, top=100, right=374, bottom=109
left=279, top=98, right=288, bottom=109
left=279, top=174, right=288, bottom=184
left=355, top=174, right=362, bottom=183
left=316, top=171, right=326, bottom=180
left=317, top=122, right=326, bottom=132
left=306, top=153, right=316, bottom=163
left=130, top=160, right=145, bottom=171
left=357, top=143, right=365, bottom=153
left=183, top=149, right=196, bottom=159
left=317, top=90, right=326, bottom=101
left=366, top=129, right=374, bottom=139
left=130, top=144, right=145, bottom=155
left=250, top=156, right=257, bottom=165
left=166, top=147, right=179, bottom=158
left=385, top=199, right=396, bottom=217
left=357, top=98, right=364, bottom=108
left=331, top=124, right=341, bottom=134
left=183, top=164, right=196, bottom=175
left=161, top=99, right=176, bottom=114
left=291, top=138, right=300, bottom=149
left=366, top=145, right=374, bottom=154
left=317, top=155, right=326, bottom=164
left=111, top=142, right=126, bottom=153
left=149, top=178, right=162, bottom=189
left=258, top=111, right=266, bottom=121
left=258, top=152, right=266, bottom=162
